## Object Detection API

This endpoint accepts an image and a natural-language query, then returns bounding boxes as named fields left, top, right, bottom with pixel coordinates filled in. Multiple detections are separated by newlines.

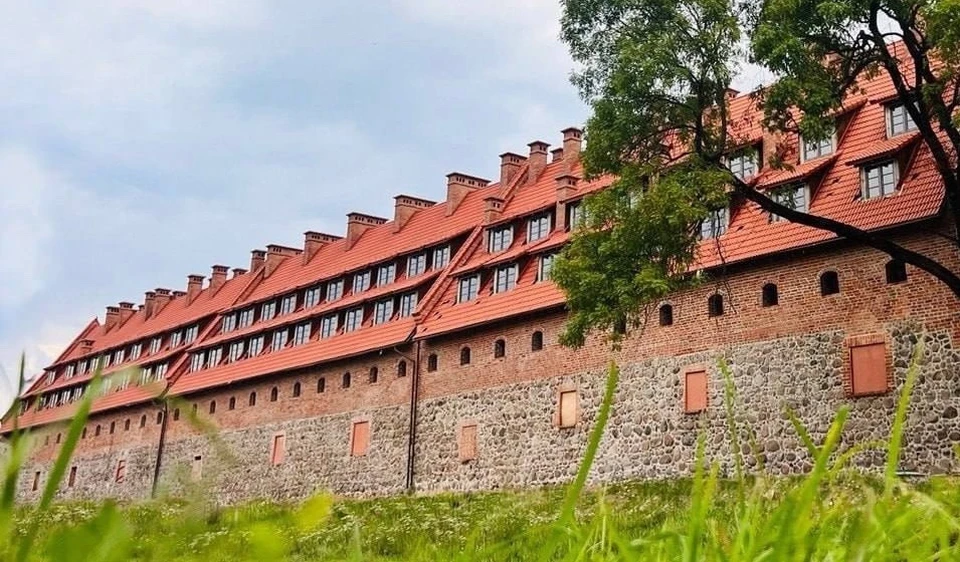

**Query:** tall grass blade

left=884, top=338, right=924, bottom=496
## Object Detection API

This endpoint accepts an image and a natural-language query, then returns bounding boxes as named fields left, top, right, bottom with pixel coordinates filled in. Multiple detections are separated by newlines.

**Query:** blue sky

left=0, top=1, right=771, bottom=410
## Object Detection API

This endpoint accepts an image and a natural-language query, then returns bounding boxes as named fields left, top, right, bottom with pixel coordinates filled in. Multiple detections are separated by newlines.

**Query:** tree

left=553, top=0, right=960, bottom=347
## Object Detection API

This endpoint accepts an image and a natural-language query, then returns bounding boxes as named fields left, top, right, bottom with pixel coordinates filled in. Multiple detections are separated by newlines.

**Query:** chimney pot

left=209, top=265, right=228, bottom=293
left=303, top=231, right=341, bottom=264
left=250, top=249, right=266, bottom=272
left=143, top=291, right=157, bottom=319
left=527, top=141, right=550, bottom=183
left=345, top=213, right=388, bottom=250
left=172, top=290, right=187, bottom=298
left=187, top=274, right=204, bottom=304
left=104, top=306, right=121, bottom=331
left=551, top=147, right=564, bottom=163
left=393, top=195, right=436, bottom=232
left=264, top=244, right=302, bottom=277
left=231, top=267, right=248, bottom=278
left=446, top=172, right=490, bottom=216
left=499, top=152, right=526, bottom=185
left=561, top=127, right=583, bottom=166
left=117, top=301, right=135, bottom=324
left=483, top=196, right=505, bottom=224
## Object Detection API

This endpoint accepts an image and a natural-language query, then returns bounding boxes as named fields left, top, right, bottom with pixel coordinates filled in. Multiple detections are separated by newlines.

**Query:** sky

left=0, top=1, right=772, bottom=411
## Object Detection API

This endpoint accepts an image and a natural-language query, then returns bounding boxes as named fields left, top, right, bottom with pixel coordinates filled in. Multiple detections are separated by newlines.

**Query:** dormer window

left=271, top=329, right=289, bottom=351
left=293, top=322, right=312, bottom=345
left=103, top=354, right=112, bottom=368
left=220, top=314, right=237, bottom=334
left=862, top=160, right=899, bottom=199
left=237, top=308, right=255, bottom=328
left=538, top=254, right=556, bottom=282
left=886, top=103, right=917, bottom=137
left=494, top=264, right=518, bottom=293
left=344, top=307, right=364, bottom=332
left=700, top=207, right=729, bottom=239
left=377, top=264, right=396, bottom=286
left=261, top=301, right=277, bottom=321
left=281, top=294, right=298, bottom=314
left=326, top=280, right=344, bottom=302
left=727, top=148, right=758, bottom=181
left=566, top=201, right=583, bottom=230
left=129, top=343, right=142, bottom=361
left=206, top=348, right=222, bottom=368
left=248, top=335, right=265, bottom=357
left=352, top=271, right=371, bottom=294
left=433, top=245, right=451, bottom=269
left=78, top=359, right=88, bottom=374
left=65, top=364, right=75, bottom=378
left=149, top=337, right=162, bottom=355
left=303, top=286, right=321, bottom=308
left=801, top=130, right=835, bottom=161
left=190, top=352, right=204, bottom=372
left=113, top=349, right=125, bottom=365
left=399, top=291, right=418, bottom=317
left=373, top=299, right=394, bottom=325
left=407, top=253, right=427, bottom=277
left=488, top=225, right=513, bottom=253
left=527, top=213, right=552, bottom=242
left=320, top=314, right=338, bottom=338
left=458, top=274, right=480, bottom=303
left=769, top=183, right=808, bottom=222
left=184, top=325, right=199, bottom=344
left=227, top=341, right=245, bottom=362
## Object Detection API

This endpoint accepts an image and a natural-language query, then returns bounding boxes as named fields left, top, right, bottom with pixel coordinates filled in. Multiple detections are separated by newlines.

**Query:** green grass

left=1, top=353, right=959, bottom=561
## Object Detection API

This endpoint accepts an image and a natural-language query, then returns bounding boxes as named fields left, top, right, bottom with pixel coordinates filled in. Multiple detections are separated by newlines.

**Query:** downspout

left=405, top=340, right=422, bottom=493
left=151, top=400, right=169, bottom=498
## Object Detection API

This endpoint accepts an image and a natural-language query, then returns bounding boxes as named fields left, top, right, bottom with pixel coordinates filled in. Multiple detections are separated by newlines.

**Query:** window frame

left=493, top=263, right=518, bottom=294
left=344, top=307, right=364, bottom=332
left=487, top=225, right=514, bottom=253
left=861, top=160, right=899, bottom=200
left=526, top=212, right=552, bottom=242
left=886, top=102, right=918, bottom=137
left=457, top=274, right=481, bottom=303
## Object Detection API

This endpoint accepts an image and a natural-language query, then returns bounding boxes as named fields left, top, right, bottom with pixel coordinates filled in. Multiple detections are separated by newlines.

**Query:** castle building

left=5, top=69, right=960, bottom=502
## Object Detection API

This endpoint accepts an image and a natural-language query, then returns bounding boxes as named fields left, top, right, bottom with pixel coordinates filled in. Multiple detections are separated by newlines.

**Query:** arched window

left=531, top=331, right=544, bottom=351
left=707, top=294, right=724, bottom=317
left=209, top=400, right=216, bottom=414
left=249, top=392, right=257, bottom=407
left=270, top=387, right=279, bottom=402
left=156, top=411, right=163, bottom=424
left=369, top=367, right=379, bottom=383
left=658, top=304, right=674, bottom=326
left=427, top=354, right=438, bottom=372
left=460, top=347, right=471, bottom=365
left=317, top=377, right=326, bottom=393
left=885, top=259, right=907, bottom=284
left=397, top=360, right=407, bottom=377
left=228, top=397, right=236, bottom=410
left=95, top=424, right=101, bottom=436
left=820, top=271, right=840, bottom=295
left=761, top=283, right=779, bottom=307
left=292, top=382, right=302, bottom=398
left=494, top=339, right=506, bottom=358
left=140, top=415, right=146, bottom=428
left=342, top=372, right=352, bottom=389
left=173, top=408, right=180, bottom=421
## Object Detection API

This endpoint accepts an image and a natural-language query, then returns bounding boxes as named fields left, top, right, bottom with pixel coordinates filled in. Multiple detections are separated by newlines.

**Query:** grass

left=1, top=351, right=959, bottom=561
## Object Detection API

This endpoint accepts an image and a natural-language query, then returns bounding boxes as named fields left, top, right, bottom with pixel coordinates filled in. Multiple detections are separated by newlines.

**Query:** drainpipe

left=404, top=341, right=422, bottom=493
left=151, top=400, right=169, bottom=498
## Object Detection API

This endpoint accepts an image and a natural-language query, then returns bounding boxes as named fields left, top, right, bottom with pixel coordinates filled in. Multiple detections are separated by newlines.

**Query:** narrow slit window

left=460, top=347, right=471, bottom=366
left=707, top=294, right=724, bottom=317
left=531, top=331, right=544, bottom=351
left=762, top=283, right=779, bottom=307
left=658, top=304, right=673, bottom=326
left=820, top=271, right=840, bottom=296
left=493, top=339, right=506, bottom=358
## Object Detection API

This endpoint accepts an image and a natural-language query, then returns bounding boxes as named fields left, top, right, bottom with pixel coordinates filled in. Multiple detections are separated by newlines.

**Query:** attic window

left=227, top=340, right=245, bottom=362
left=700, top=207, right=728, bottom=239
left=886, top=103, right=917, bottom=137
left=352, top=271, right=371, bottom=294
left=707, top=294, right=724, bottom=317
left=488, top=225, right=514, bottom=253
left=862, top=160, right=899, bottom=199
left=261, top=301, right=277, bottom=321
left=303, top=286, right=321, bottom=308
left=458, top=275, right=480, bottom=303
left=248, top=334, right=265, bottom=357
left=494, top=264, right=518, bottom=293
left=377, top=264, right=396, bottom=286
left=320, top=315, right=338, bottom=338
left=221, top=314, right=237, bottom=334
left=407, top=253, right=427, bottom=277
left=399, top=292, right=418, bottom=317
left=537, top=254, right=556, bottom=282
left=280, top=293, right=298, bottom=315
left=344, top=307, right=364, bottom=332
left=885, top=260, right=907, bottom=284
left=237, top=307, right=255, bottom=328
left=373, top=299, right=394, bottom=325
left=433, top=245, right=451, bottom=269
left=801, top=129, right=835, bottom=161
left=271, top=329, right=289, bottom=351
left=326, top=280, right=344, bottom=302
left=293, top=321, right=312, bottom=345
left=727, top=147, right=758, bottom=181
left=527, top=212, right=552, bottom=242
left=820, top=271, right=840, bottom=296
left=769, top=184, right=808, bottom=222
left=566, top=201, right=583, bottom=230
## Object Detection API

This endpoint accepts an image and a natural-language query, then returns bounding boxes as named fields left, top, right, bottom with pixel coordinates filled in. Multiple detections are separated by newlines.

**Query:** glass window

left=221, top=314, right=237, bottom=334
left=149, top=337, right=162, bottom=354
left=407, top=253, right=427, bottom=277
left=433, top=245, right=451, bottom=269
left=261, top=301, right=277, bottom=321
left=170, top=330, right=183, bottom=348
left=280, top=294, right=298, bottom=315
left=527, top=213, right=552, bottom=242
left=374, top=299, right=394, bottom=325
left=129, top=343, right=142, bottom=361
left=293, top=322, right=312, bottom=345
left=303, top=286, right=321, bottom=308
left=206, top=348, right=222, bottom=368
left=227, top=341, right=245, bottom=363
left=802, top=130, right=834, bottom=161
left=538, top=254, right=556, bottom=282
left=320, top=314, right=339, bottom=338
left=248, top=335, right=265, bottom=357
left=65, top=364, right=75, bottom=378
left=862, top=161, right=899, bottom=199
left=700, top=207, right=729, bottom=239
left=184, top=325, right=198, bottom=343
left=494, top=264, right=518, bottom=293
left=113, top=349, right=125, bottom=364
left=189, top=352, right=203, bottom=372
left=487, top=225, right=513, bottom=252
left=769, top=184, right=808, bottom=222
left=326, top=279, right=344, bottom=301
left=237, top=308, right=255, bottom=328
left=567, top=201, right=583, bottom=230
left=727, top=148, right=758, bottom=181
left=344, top=307, right=364, bottom=332
left=399, top=292, right=418, bottom=317
left=458, top=275, right=480, bottom=303
left=271, top=329, right=289, bottom=351
left=352, top=271, right=371, bottom=294
left=377, top=264, right=396, bottom=286
left=887, top=103, right=917, bottom=136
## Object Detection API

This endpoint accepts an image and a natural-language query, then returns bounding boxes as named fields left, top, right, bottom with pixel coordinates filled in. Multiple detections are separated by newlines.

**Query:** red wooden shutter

left=459, top=424, right=478, bottom=462
left=351, top=421, right=370, bottom=456
left=559, top=391, right=577, bottom=428
left=851, top=342, right=888, bottom=396
left=685, top=370, right=708, bottom=413
left=271, top=434, right=286, bottom=465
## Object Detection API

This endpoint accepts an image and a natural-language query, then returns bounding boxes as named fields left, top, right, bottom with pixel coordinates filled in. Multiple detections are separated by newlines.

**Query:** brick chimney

left=187, top=274, right=204, bottom=304
left=265, top=244, right=301, bottom=276
left=209, top=265, right=229, bottom=293
left=393, top=195, right=436, bottom=233
left=154, top=288, right=173, bottom=312
left=118, top=301, right=135, bottom=324
left=104, top=306, right=120, bottom=331
left=446, top=172, right=490, bottom=216
left=143, top=291, right=157, bottom=319
left=345, top=213, right=388, bottom=250
left=561, top=128, right=583, bottom=165
left=555, top=174, right=580, bottom=232
left=527, top=141, right=549, bottom=184
left=231, top=267, right=248, bottom=278
left=551, top=147, right=564, bottom=163
left=250, top=249, right=266, bottom=272
left=78, top=339, right=94, bottom=355
left=499, top=152, right=526, bottom=185
left=303, top=231, right=341, bottom=264
left=172, top=290, right=186, bottom=298
left=484, top=196, right=505, bottom=224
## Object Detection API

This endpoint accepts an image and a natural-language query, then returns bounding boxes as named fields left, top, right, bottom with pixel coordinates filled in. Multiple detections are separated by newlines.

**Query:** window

left=110, top=422, right=115, bottom=434
left=123, top=419, right=130, bottom=431
left=862, top=160, right=899, bottom=199
left=493, top=339, right=506, bottom=358
left=377, top=264, right=396, bottom=286
left=762, top=283, right=779, bottom=307
left=221, top=314, right=237, bottom=334
left=460, top=347, right=471, bottom=366
left=488, top=225, right=513, bottom=252
left=189, top=352, right=204, bottom=372
left=407, top=253, right=427, bottom=277
left=184, top=325, right=198, bottom=344
left=95, top=424, right=102, bottom=436
left=271, top=329, right=289, bottom=351
left=209, top=400, right=216, bottom=414
left=228, top=397, right=236, bottom=410
left=248, top=335, right=265, bottom=358
left=342, top=372, right=352, bottom=389
left=567, top=201, right=583, bottom=230
left=157, top=411, right=163, bottom=424
left=707, top=294, right=724, bottom=317
left=801, top=130, right=835, bottom=161
left=850, top=339, right=888, bottom=396
left=459, top=424, right=478, bottom=462
left=317, top=377, right=326, bottom=393
left=261, top=301, right=277, bottom=321
left=172, top=410, right=179, bottom=422
left=458, top=275, right=480, bottom=303
left=320, top=315, right=339, bottom=338
left=129, top=343, right=142, bottom=361
left=659, top=304, right=674, bottom=326
left=373, top=299, right=394, bottom=325
left=280, top=294, right=298, bottom=315
left=293, top=322, right=312, bottom=345
left=270, top=387, right=279, bottom=402
left=249, top=392, right=257, bottom=406
left=399, top=292, right=418, bottom=317
left=369, top=367, right=379, bottom=384
left=238, top=308, right=255, bottom=328
left=140, top=415, right=146, bottom=428
left=886, top=103, right=917, bottom=137
left=700, top=207, right=729, bottom=239
left=820, top=271, right=840, bottom=296
left=206, top=348, right=222, bottom=368
left=65, top=364, right=75, bottom=378
left=271, top=433, right=286, bottom=466
left=344, top=308, right=363, bottom=332
left=350, top=421, right=370, bottom=457
left=427, top=354, right=438, bottom=372
left=537, top=254, right=556, bottom=282
left=433, top=245, right=451, bottom=269
left=292, top=382, right=301, bottom=397
left=397, top=360, right=407, bottom=377
left=68, top=466, right=77, bottom=488
left=727, top=148, right=758, bottom=180
left=171, top=330, right=183, bottom=348
left=769, top=184, right=808, bottom=222
left=303, top=286, right=321, bottom=308
left=558, top=390, right=577, bottom=428
left=885, top=260, right=907, bottom=284
left=494, top=264, right=518, bottom=293
left=227, top=341, right=245, bottom=363
left=352, top=271, right=371, bottom=294
left=115, top=460, right=126, bottom=484
left=527, top=213, right=552, bottom=242
left=103, top=354, right=112, bottom=368
left=685, top=369, right=708, bottom=413
left=531, top=331, right=544, bottom=351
